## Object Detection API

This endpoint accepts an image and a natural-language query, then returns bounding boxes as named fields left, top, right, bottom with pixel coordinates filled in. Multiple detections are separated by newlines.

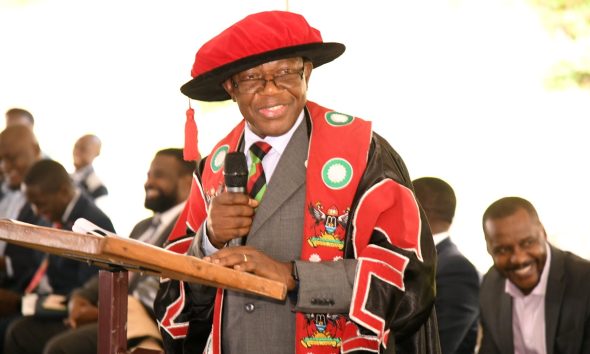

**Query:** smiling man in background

left=479, top=196, right=590, bottom=353
left=4, top=148, right=194, bottom=354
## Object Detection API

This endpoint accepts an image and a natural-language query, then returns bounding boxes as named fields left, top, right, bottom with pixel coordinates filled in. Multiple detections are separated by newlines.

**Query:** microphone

left=223, top=152, right=249, bottom=247
left=223, top=152, right=248, bottom=193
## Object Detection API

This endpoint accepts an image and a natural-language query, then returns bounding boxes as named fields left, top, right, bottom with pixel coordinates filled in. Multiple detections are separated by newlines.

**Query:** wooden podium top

left=0, top=219, right=286, bottom=300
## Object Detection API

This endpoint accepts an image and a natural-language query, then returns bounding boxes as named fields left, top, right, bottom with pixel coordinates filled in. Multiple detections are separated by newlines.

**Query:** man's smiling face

left=485, top=207, right=548, bottom=295
left=223, top=57, right=312, bottom=138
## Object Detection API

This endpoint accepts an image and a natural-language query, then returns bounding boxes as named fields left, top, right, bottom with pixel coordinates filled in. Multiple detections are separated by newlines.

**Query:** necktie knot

left=249, top=141, right=272, bottom=161
left=138, top=215, right=161, bottom=244
left=247, top=141, right=272, bottom=202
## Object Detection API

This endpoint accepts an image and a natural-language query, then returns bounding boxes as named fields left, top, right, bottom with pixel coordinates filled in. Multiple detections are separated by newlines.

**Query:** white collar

left=432, top=230, right=450, bottom=246
left=243, top=110, right=304, bottom=155
left=60, top=189, right=81, bottom=224
left=154, top=202, right=185, bottom=228
left=71, top=165, right=94, bottom=180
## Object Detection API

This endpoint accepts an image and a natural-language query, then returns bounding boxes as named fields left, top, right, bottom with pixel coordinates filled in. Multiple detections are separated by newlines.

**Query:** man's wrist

left=205, top=222, right=225, bottom=249
left=201, top=222, right=223, bottom=256
left=287, top=261, right=299, bottom=303
left=288, top=261, right=299, bottom=290
left=209, top=237, right=225, bottom=249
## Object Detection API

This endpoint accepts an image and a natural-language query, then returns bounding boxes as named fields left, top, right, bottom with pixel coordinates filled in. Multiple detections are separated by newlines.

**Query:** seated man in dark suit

left=479, top=196, right=590, bottom=353
left=413, top=177, right=480, bottom=354
left=4, top=148, right=195, bottom=354
left=1, top=159, right=115, bottom=353
left=22, top=159, right=115, bottom=295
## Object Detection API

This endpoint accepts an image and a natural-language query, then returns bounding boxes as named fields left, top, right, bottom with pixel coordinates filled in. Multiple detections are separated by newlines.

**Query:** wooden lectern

left=0, top=219, right=286, bottom=354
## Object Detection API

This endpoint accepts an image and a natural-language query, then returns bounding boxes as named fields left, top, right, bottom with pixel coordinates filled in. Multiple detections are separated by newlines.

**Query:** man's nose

left=510, top=246, right=528, bottom=265
left=258, top=76, right=282, bottom=94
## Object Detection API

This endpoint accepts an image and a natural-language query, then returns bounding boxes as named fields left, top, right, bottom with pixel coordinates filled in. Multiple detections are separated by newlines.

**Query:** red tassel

left=184, top=104, right=200, bottom=161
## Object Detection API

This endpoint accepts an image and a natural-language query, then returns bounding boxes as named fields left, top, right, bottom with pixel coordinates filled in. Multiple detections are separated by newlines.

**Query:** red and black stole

left=161, top=101, right=373, bottom=353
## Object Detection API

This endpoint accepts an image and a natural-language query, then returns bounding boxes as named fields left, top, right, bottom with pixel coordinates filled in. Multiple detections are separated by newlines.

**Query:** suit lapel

left=154, top=217, right=177, bottom=248
left=130, top=218, right=152, bottom=240
left=63, top=195, right=86, bottom=230
left=130, top=213, right=179, bottom=247
left=545, top=245, right=564, bottom=354
left=247, top=119, right=308, bottom=239
left=128, top=216, right=177, bottom=290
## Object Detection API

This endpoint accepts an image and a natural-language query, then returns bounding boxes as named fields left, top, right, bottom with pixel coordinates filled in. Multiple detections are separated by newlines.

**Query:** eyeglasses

left=232, top=67, right=304, bottom=94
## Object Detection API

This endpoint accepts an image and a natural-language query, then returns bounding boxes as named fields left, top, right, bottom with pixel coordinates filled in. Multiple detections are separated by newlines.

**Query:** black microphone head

left=224, top=152, right=248, bottom=192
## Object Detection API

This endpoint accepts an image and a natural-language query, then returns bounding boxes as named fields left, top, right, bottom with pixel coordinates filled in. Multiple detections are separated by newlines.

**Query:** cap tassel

left=184, top=101, right=200, bottom=161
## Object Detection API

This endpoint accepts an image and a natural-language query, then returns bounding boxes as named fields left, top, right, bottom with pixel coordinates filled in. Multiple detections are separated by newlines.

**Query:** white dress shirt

left=505, top=242, right=551, bottom=354
left=432, top=230, right=450, bottom=246
left=0, top=183, right=27, bottom=220
left=0, top=183, right=28, bottom=277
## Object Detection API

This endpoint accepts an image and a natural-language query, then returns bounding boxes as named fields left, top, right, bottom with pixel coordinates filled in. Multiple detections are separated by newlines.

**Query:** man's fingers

left=208, top=214, right=254, bottom=243
left=215, top=204, right=256, bottom=218
left=208, top=214, right=250, bottom=230
left=248, top=198, right=259, bottom=208
left=207, top=191, right=257, bottom=246
left=215, top=192, right=251, bottom=206
left=219, top=204, right=254, bottom=218
left=209, top=247, right=255, bottom=263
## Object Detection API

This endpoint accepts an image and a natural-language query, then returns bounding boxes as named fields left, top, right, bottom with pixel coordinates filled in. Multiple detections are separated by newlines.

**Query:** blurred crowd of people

left=0, top=107, right=196, bottom=353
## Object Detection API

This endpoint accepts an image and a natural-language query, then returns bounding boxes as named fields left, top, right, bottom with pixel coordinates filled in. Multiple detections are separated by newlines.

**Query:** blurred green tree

left=531, top=0, right=590, bottom=89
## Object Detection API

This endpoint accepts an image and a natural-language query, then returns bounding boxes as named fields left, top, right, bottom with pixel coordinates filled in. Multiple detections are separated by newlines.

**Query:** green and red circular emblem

left=325, top=112, right=354, bottom=126
left=210, top=145, right=229, bottom=173
left=322, top=158, right=353, bottom=190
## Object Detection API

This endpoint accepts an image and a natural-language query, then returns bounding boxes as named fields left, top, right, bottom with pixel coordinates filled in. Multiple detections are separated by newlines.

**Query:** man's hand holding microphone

left=203, top=152, right=297, bottom=291
left=206, top=152, right=257, bottom=249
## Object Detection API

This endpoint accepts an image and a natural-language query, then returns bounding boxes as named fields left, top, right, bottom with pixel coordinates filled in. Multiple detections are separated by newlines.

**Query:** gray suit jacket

left=189, top=119, right=358, bottom=354
left=479, top=245, right=590, bottom=354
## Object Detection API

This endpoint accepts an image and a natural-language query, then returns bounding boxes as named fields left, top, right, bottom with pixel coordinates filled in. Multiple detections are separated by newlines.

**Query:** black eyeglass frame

left=231, top=66, right=305, bottom=94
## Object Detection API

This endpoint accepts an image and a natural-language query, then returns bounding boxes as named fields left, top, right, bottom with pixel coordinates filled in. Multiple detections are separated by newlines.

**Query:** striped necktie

left=24, top=220, right=63, bottom=293
left=24, top=255, right=49, bottom=294
left=138, top=215, right=161, bottom=244
left=247, top=141, right=272, bottom=202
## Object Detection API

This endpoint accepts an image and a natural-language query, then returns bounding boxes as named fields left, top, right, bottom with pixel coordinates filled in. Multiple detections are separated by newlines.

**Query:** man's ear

left=542, top=226, right=548, bottom=240
left=303, top=61, right=313, bottom=87
left=484, top=236, right=493, bottom=256
left=177, top=174, right=193, bottom=201
left=222, top=79, right=236, bottom=101
left=33, top=143, right=41, bottom=160
left=59, top=183, right=73, bottom=200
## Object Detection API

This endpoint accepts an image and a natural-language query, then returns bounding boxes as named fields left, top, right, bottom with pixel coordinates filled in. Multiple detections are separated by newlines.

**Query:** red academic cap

left=180, top=10, right=345, bottom=102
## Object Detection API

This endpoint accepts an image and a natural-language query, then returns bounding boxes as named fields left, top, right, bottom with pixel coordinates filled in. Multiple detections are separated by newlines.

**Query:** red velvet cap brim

left=180, top=42, right=345, bottom=102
